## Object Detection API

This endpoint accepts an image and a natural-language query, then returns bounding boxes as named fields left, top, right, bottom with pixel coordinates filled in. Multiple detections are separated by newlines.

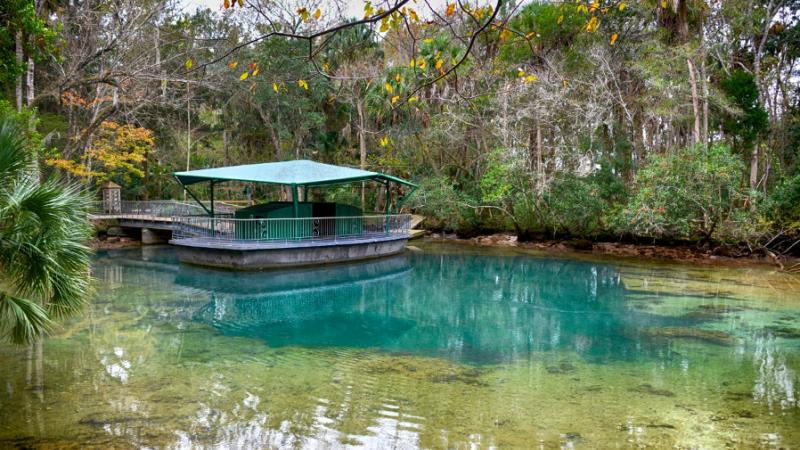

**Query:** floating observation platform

left=169, top=160, right=416, bottom=270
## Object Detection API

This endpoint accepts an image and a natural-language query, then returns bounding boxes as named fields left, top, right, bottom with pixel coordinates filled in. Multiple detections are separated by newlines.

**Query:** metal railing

left=172, top=214, right=411, bottom=243
left=90, top=200, right=239, bottom=219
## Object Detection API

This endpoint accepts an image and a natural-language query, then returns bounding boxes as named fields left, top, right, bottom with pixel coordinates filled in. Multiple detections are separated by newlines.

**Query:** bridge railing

left=90, top=200, right=239, bottom=219
left=172, top=214, right=411, bottom=243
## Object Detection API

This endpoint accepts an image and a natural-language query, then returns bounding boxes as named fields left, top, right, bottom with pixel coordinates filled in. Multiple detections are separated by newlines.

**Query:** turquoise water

left=1, top=241, right=799, bottom=448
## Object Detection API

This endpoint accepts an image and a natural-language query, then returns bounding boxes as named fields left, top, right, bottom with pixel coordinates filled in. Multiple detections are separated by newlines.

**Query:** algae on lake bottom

left=0, top=243, right=798, bottom=448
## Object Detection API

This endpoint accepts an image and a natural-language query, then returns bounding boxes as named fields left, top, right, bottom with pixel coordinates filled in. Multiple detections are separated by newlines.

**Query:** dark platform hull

left=170, top=236, right=408, bottom=270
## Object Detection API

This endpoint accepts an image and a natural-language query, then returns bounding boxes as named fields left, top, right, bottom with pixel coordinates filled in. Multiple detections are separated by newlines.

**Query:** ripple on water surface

left=0, top=242, right=799, bottom=448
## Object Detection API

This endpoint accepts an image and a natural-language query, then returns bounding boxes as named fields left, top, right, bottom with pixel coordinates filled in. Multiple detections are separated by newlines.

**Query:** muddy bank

left=89, top=236, right=141, bottom=250
left=426, top=232, right=800, bottom=268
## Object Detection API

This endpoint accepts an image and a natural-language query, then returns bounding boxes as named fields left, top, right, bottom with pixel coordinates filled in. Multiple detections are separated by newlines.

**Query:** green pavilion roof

left=174, top=160, right=416, bottom=188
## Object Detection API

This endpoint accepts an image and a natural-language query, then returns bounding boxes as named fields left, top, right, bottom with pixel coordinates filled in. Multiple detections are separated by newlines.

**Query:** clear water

left=1, top=241, right=799, bottom=448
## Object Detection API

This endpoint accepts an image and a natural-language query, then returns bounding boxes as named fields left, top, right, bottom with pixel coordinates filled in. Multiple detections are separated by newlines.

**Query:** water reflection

left=175, top=252, right=735, bottom=364
left=0, top=246, right=798, bottom=448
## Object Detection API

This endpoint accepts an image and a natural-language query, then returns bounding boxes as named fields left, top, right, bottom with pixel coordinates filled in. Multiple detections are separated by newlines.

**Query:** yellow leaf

left=423, top=38, right=433, bottom=44
left=297, top=7, right=309, bottom=22
left=273, top=83, right=279, bottom=93
left=380, top=136, right=389, bottom=147
left=224, top=0, right=230, bottom=9
left=445, top=3, right=455, bottom=17
left=590, top=0, right=599, bottom=12
left=525, top=75, right=537, bottom=83
left=417, top=59, right=426, bottom=69
left=610, top=33, right=618, bottom=45
left=384, top=82, right=393, bottom=94
left=313, top=8, right=321, bottom=20
left=395, top=74, right=401, bottom=82
left=252, top=68, right=259, bottom=76
left=228, top=61, right=238, bottom=69
left=391, top=95, right=400, bottom=104
left=408, top=8, right=419, bottom=21
left=185, top=58, right=193, bottom=69
left=585, top=16, right=599, bottom=32
left=380, top=19, right=389, bottom=33
left=661, top=0, right=667, bottom=7
left=577, top=4, right=588, bottom=14
left=619, top=2, right=626, bottom=12
left=239, top=72, right=249, bottom=81
left=323, top=63, right=330, bottom=72
left=557, top=15, right=564, bottom=24
left=562, top=79, right=569, bottom=88
left=364, top=2, right=374, bottom=19
left=408, top=96, right=418, bottom=103
left=409, top=58, right=416, bottom=68
left=298, top=79, right=308, bottom=90
left=435, top=59, right=444, bottom=70
left=237, top=0, right=243, bottom=6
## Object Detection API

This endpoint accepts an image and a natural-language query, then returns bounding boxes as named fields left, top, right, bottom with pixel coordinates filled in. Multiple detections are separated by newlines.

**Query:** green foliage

left=616, top=144, right=746, bottom=241
left=500, top=2, right=588, bottom=64
left=762, top=174, right=800, bottom=228
left=0, top=0, right=58, bottom=93
left=0, top=113, right=93, bottom=344
left=719, top=70, right=769, bottom=151
left=540, top=170, right=623, bottom=237
left=410, top=176, right=471, bottom=232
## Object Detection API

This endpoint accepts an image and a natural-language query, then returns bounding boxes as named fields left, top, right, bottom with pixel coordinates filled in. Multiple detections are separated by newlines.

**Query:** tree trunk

left=184, top=83, right=191, bottom=202
left=687, top=58, right=701, bottom=145
left=15, top=31, right=23, bottom=111
left=750, top=144, right=759, bottom=191
left=155, top=27, right=165, bottom=99
left=356, top=99, right=367, bottom=211
left=223, top=129, right=230, bottom=166
left=26, top=57, right=34, bottom=107
left=700, top=41, right=709, bottom=145
left=536, top=118, right=543, bottom=193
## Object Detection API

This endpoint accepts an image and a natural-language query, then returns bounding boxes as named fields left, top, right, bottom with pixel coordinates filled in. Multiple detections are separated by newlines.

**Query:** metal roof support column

left=291, top=185, right=299, bottom=218
left=291, top=184, right=300, bottom=240
left=209, top=180, right=215, bottom=217
left=177, top=181, right=212, bottom=216
left=385, top=182, right=392, bottom=215
left=385, top=181, right=391, bottom=234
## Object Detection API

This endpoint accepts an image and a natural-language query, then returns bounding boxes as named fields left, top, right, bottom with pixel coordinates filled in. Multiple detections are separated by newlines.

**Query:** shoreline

left=422, top=232, right=800, bottom=269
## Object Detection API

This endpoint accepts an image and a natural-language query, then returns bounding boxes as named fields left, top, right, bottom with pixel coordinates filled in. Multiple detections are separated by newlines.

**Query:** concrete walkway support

left=141, top=228, right=169, bottom=245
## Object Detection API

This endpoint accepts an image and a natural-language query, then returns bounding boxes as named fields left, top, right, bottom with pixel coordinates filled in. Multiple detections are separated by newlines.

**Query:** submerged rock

left=646, top=423, right=676, bottom=429
left=639, top=327, right=734, bottom=346
left=682, top=304, right=747, bottom=320
left=765, top=326, right=800, bottom=339
left=546, top=362, right=576, bottom=374
left=628, top=383, right=675, bottom=397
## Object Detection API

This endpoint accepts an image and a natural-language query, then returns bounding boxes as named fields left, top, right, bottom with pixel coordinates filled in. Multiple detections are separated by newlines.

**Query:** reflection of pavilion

left=187, top=256, right=417, bottom=348
left=180, top=252, right=707, bottom=364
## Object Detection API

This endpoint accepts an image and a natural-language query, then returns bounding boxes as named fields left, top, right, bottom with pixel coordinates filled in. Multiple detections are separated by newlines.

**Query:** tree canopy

left=2, top=0, right=800, bottom=252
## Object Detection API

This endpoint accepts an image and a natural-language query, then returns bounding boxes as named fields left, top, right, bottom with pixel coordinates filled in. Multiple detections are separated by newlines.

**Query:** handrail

left=90, top=200, right=239, bottom=218
left=172, top=214, right=411, bottom=243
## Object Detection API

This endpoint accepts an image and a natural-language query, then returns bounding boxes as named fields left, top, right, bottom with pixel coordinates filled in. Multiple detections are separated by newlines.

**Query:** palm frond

left=0, top=118, right=32, bottom=186
left=0, top=291, right=53, bottom=345
left=0, top=113, right=94, bottom=344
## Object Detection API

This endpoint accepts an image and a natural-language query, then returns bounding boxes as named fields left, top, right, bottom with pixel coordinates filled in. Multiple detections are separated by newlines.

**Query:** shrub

left=616, top=144, right=746, bottom=242
left=763, top=174, right=800, bottom=229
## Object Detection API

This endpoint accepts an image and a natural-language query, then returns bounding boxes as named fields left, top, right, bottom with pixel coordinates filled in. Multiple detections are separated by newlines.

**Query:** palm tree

left=0, top=114, right=93, bottom=344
